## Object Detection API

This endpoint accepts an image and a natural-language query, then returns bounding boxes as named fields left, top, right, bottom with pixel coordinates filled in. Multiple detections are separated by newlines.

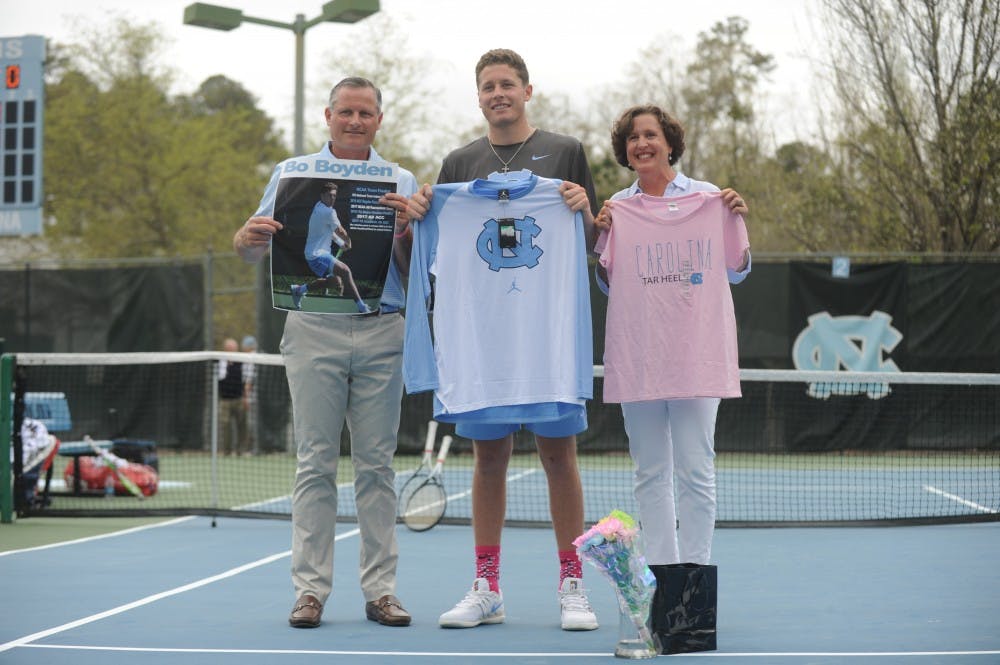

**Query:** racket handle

left=423, top=420, right=438, bottom=460
left=436, top=435, right=452, bottom=464
left=424, top=420, right=437, bottom=456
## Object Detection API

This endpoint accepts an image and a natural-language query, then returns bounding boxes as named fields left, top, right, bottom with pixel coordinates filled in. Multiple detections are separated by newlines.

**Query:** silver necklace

left=488, top=130, right=535, bottom=173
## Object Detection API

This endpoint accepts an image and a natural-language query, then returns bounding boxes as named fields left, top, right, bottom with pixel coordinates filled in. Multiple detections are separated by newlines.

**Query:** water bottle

left=104, top=472, right=115, bottom=498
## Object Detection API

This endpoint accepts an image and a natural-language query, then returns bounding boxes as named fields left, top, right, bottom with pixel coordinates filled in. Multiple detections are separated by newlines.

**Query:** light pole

left=184, top=2, right=379, bottom=356
left=183, top=0, right=380, bottom=155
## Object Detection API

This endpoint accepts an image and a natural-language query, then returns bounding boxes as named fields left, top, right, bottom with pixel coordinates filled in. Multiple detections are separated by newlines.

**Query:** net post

left=210, top=357, right=220, bottom=526
left=1, top=354, right=15, bottom=523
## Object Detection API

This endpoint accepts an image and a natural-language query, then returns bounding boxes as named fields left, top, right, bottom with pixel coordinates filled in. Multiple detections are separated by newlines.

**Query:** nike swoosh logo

left=531, top=154, right=550, bottom=161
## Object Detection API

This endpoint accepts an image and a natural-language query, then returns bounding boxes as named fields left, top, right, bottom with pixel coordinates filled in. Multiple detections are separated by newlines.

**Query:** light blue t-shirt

left=304, top=200, right=343, bottom=259
left=404, top=171, right=593, bottom=423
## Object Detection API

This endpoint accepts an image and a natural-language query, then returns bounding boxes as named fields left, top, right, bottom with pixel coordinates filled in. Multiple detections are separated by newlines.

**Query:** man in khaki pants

left=233, top=77, right=418, bottom=629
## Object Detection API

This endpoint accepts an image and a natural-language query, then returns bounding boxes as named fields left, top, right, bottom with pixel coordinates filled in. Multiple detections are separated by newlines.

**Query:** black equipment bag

left=111, top=439, right=159, bottom=471
left=648, top=563, right=717, bottom=654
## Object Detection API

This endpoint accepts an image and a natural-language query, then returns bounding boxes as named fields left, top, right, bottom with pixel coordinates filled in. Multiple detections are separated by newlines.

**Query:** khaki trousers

left=281, top=311, right=404, bottom=603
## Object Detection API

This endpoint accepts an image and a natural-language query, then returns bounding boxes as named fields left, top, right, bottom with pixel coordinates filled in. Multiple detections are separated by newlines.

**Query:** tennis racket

left=397, top=420, right=437, bottom=512
left=401, top=434, right=452, bottom=532
left=87, top=436, right=144, bottom=499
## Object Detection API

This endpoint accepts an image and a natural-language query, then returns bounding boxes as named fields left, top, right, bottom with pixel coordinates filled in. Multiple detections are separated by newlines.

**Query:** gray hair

left=328, top=77, right=382, bottom=112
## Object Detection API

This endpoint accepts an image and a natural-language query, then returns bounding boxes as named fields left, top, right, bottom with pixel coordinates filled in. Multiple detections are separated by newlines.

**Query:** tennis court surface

left=3, top=354, right=999, bottom=662
left=3, top=517, right=999, bottom=664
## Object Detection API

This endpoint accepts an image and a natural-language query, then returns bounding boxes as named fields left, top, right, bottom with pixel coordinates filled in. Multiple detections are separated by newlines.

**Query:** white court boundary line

left=0, top=516, right=195, bottom=557
left=923, top=485, right=998, bottom=514
left=17, top=645, right=1000, bottom=658
left=236, top=480, right=355, bottom=512
left=0, top=526, right=361, bottom=654
left=439, top=468, right=538, bottom=505
left=446, top=468, right=537, bottom=503
left=241, top=469, right=532, bottom=516
left=398, top=467, right=539, bottom=508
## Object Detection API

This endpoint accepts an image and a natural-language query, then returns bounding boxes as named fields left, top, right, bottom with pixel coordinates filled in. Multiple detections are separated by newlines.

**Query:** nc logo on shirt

left=477, top=216, right=543, bottom=272
left=791, top=310, right=902, bottom=399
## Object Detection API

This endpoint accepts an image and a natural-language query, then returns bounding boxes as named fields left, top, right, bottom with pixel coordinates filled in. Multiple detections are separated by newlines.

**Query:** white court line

left=236, top=480, right=354, bottom=511
left=245, top=467, right=524, bottom=516
left=399, top=468, right=538, bottom=518
left=507, top=468, right=538, bottom=485
left=0, top=527, right=361, bottom=654
left=18, top=645, right=1000, bottom=658
left=405, top=468, right=538, bottom=508
left=923, top=485, right=998, bottom=513
left=0, top=516, right=195, bottom=558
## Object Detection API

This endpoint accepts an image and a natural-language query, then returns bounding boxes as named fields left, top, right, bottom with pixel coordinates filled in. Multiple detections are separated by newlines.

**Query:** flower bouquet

left=573, top=510, right=659, bottom=658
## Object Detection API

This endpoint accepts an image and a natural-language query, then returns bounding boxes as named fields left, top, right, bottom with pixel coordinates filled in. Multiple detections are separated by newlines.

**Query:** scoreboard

left=1, top=35, right=45, bottom=236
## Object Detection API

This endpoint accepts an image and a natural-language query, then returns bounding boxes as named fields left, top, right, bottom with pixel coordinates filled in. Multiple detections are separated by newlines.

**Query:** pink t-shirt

left=597, top=192, right=749, bottom=403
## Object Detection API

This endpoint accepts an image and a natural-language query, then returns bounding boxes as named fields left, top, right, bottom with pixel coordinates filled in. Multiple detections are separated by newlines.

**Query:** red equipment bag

left=64, top=456, right=159, bottom=497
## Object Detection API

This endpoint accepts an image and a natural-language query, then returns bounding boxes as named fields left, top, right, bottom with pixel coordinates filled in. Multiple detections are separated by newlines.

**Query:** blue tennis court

left=240, top=457, right=998, bottom=525
left=3, top=516, right=999, bottom=664
left=4, top=357, right=998, bottom=662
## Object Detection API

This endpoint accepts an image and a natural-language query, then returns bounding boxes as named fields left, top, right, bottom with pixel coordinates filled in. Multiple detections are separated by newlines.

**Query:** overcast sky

left=5, top=0, right=824, bottom=149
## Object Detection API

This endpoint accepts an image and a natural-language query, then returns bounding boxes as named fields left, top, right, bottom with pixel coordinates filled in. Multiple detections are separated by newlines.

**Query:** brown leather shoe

left=289, top=594, right=323, bottom=628
left=365, top=594, right=412, bottom=627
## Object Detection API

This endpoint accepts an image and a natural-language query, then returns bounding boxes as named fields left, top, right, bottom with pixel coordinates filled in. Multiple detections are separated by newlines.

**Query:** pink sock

left=559, top=549, right=583, bottom=582
left=475, top=545, right=501, bottom=592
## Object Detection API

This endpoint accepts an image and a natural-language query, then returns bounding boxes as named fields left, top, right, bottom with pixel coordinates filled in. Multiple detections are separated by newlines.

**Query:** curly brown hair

left=611, top=105, right=685, bottom=170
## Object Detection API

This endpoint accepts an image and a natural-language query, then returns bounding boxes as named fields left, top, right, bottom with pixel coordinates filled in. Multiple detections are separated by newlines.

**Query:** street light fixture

left=183, top=0, right=380, bottom=154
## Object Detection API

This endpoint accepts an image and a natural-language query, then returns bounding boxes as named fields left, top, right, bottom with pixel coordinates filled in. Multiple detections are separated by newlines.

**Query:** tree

left=620, top=38, right=686, bottom=111
left=312, top=13, right=453, bottom=185
left=615, top=21, right=775, bottom=191
left=42, top=17, right=285, bottom=259
left=681, top=16, right=775, bottom=189
left=615, top=21, right=784, bottom=247
left=757, top=140, right=866, bottom=251
left=822, top=0, right=1000, bottom=252
left=526, top=90, right=633, bottom=204
left=30, top=16, right=288, bottom=346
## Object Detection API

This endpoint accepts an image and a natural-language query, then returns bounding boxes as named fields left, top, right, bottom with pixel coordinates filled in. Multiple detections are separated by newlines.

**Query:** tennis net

left=3, top=352, right=998, bottom=525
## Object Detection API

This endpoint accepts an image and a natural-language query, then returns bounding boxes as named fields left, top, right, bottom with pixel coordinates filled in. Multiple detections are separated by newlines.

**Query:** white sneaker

left=439, top=578, right=505, bottom=628
left=558, top=577, right=599, bottom=631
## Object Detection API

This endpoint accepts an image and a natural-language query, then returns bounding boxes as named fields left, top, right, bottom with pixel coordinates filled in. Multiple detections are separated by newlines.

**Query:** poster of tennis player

left=270, top=157, right=399, bottom=314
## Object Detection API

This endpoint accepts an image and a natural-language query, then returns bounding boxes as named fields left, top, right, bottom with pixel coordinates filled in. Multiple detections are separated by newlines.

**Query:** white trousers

left=281, top=311, right=404, bottom=604
left=621, top=398, right=720, bottom=566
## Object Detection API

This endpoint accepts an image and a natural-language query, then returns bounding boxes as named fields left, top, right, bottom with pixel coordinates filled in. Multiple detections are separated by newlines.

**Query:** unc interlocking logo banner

left=792, top=310, right=903, bottom=399
left=477, top=216, right=543, bottom=271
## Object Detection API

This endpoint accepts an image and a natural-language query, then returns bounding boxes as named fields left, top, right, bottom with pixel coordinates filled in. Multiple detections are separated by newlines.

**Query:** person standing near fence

left=217, top=337, right=247, bottom=456
left=240, top=335, right=258, bottom=454
left=406, top=48, right=599, bottom=632
left=232, top=77, right=418, bottom=630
